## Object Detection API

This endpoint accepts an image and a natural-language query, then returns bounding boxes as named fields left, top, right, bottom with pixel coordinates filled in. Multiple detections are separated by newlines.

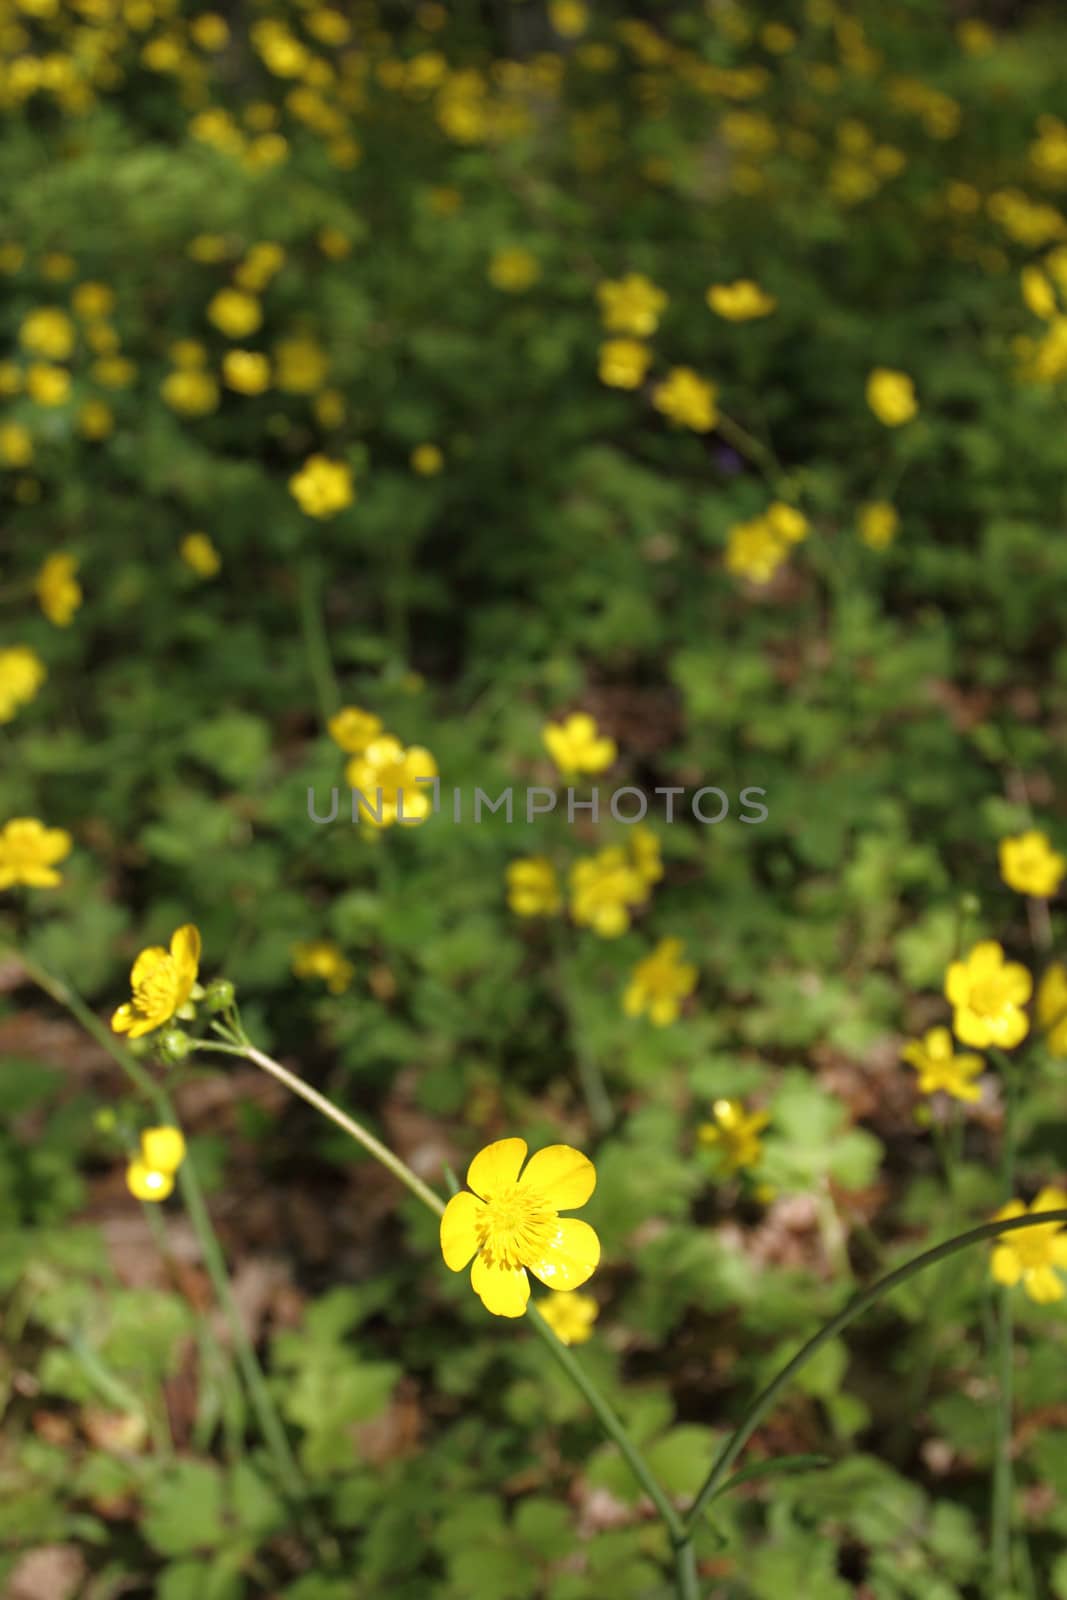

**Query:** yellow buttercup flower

left=999, top=830, right=1066, bottom=898
left=222, top=350, right=271, bottom=394
left=858, top=501, right=898, bottom=550
left=292, top=940, right=355, bottom=994
left=0, top=422, right=33, bottom=467
left=0, top=646, right=46, bottom=723
left=596, top=273, right=668, bottom=336
left=866, top=367, right=918, bottom=426
left=697, top=1099, right=769, bottom=1173
left=440, top=1138, right=600, bottom=1318
left=26, top=363, right=71, bottom=406
left=345, top=736, right=438, bottom=827
left=140, top=1126, right=187, bottom=1174
left=162, top=368, right=220, bottom=416
left=543, top=711, right=616, bottom=775
left=506, top=856, right=561, bottom=916
left=19, top=306, right=76, bottom=360
left=0, top=817, right=73, bottom=890
left=623, top=937, right=697, bottom=1026
left=234, top=242, right=285, bottom=293
left=901, top=1025, right=984, bottom=1102
left=725, top=517, right=788, bottom=584
left=990, top=1189, right=1067, bottom=1304
left=548, top=0, right=588, bottom=39
left=78, top=400, right=114, bottom=440
left=765, top=502, right=808, bottom=544
left=289, top=454, right=354, bottom=518
left=1022, top=265, right=1057, bottom=321
left=1037, top=964, right=1067, bottom=1056
left=537, top=1289, right=598, bottom=1344
left=569, top=847, right=647, bottom=938
left=652, top=367, right=718, bottom=432
left=126, top=1161, right=177, bottom=1202
left=328, top=705, right=383, bottom=754
left=112, top=925, right=202, bottom=1039
left=488, top=247, right=540, bottom=292
left=36, top=553, right=82, bottom=627
left=705, top=279, right=777, bottom=320
left=411, top=443, right=444, bottom=476
left=944, top=940, right=1031, bottom=1050
left=598, top=338, right=652, bottom=390
left=180, top=533, right=221, bottom=578
left=207, top=288, right=262, bottom=339
left=274, top=337, right=329, bottom=393
left=72, top=282, right=115, bottom=320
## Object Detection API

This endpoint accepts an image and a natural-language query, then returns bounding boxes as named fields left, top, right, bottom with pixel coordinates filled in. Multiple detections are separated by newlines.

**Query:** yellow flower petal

left=170, top=923, right=202, bottom=972
left=129, top=945, right=170, bottom=988
left=470, top=1254, right=531, bottom=1317
left=519, top=1144, right=597, bottom=1210
left=440, top=1190, right=485, bottom=1271
left=524, top=1217, right=601, bottom=1291
left=467, top=1137, right=527, bottom=1199
left=140, top=1126, right=186, bottom=1174
left=990, top=1244, right=1022, bottom=1286
left=1024, top=1265, right=1064, bottom=1304
left=126, top=1160, right=175, bottom=1202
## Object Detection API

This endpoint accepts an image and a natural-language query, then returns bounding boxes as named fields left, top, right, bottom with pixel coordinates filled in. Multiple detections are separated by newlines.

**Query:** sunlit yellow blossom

left=345, top=736, right=438, bottom=827
left=990, top=1189, right=1067, bottom=1304
left=866, top=367, right=918, bottom=426
left=36, top=552, right=82, bottom=627
left=411, top=443, right=444, bottom=476
left=20, top=307, right=75, bottom=360
left=0, top=817, right=72, bottom=890
left=706, top=279, right=777, bottom=320
left=506, top=856, right=561, bottom=916
left=697, top=1099, right=769, bottom=1173
left=78, top=400, right=114, bottom=440
left=162, top=368, right=219, bottom=416
left=222, top=350, right=271, bottom=394
left=858, top=501, right=898, bottom=550
left=327, top=705, right=383, bottom=754
left=292, top=940, right=354, bottom=994
left=902, top=1026, right=984, bottom=1102
left=274, top=337, right=329, bottom=393
left=207, top=288, right=262, bottom=339
left=0, top=647, right=46, bottom=723
left=235, top=243, right=286, bottom=293
left=440, top=1138, right=599, bottom=1318
left=112, top=925, right=201, bottom=1039
left=598, top=338, right=652, bottom=389
left=652, top=367, right=718, bottom=432
left=543, top=711, right=616, bottom=775
left=0, top=422, right=33, bottom=466
left=72, top=282, right=115, bottom=320
left=538, top=1289, right=598, bottom=1344
left=766, top=502, right=808, bottom=544
left=623, top=937, right=697, bottom=1026
left=570, top=847, right=647, bottom=937
left=999, top=830, right=1066, bottom=898
left=1037, top=963, right=1067, bottom=1056
left=1022, top=265, right=1058, bottom=320
left=944, top=940, right=1031, bottom=1050
left=191, top=12, right=229, bottom=50
left=180, top=533, right=221, bottom=578
left=596, top=273, right=668, bottom=336
left=126, top=1161, right=176, bottom=1202
left=289, top=454, right=354, bottom=518
left=725, top=517, right=788, bottom=584
left=26, top=363, right=71, bottom=406
left=140, top=1126, right=186, bottom=1175
left=488, top=247, right=540, bottom=292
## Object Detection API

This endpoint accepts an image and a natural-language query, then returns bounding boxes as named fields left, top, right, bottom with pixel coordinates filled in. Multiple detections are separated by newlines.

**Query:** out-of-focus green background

left=3, top=1, right=1067, bottom=1596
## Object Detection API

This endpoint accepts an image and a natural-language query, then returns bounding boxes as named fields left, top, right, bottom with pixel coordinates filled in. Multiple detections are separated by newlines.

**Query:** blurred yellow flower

left=207, top=288, right=262, bottom=338
left=543, top=711, right=616, bottom=775
left=180, top=533, right=221, bottom=578
left=652, top=367, right=718, bottom=432
left=570, top=847, right=647, bottom=937
left=275, top=337, right=329, bottom=393
left=72, top=282, right=115, bottom=320
left=0, top=817, right=72, bottom=890
left=112, top=925, right=202, bottom=1039
left=235, top=242, right=286, bottom=292
left=327, top=705, right=383, bottom=753
left=36, top=552, right=82, bottom=627
left=162, top=368, right=219, bottom=416
left=698, top=1099, right=769, bottom=1173
left=630, top=825, right=663, bottom=887
left=623, top=937, right=697, bottom=1025
left=538, top=1289, right=598, bottom=1344
left=944, top=940, right=1031, bottom=1050
left=26, top=363, right=71, bottom=406
left=902, top=1025, right=983, bottom=1102
left=866, top=367, right=918, bottom=426
left=1022, top=265, right=1057, bottom=320
left=411, top=442, right=444, bottom=475
left=990, top=1189, right=1067, bottom=1304
left=78, top=399, right=114, bottom=440
left=596, top=273, right=668, bottom=336
left=289, top=454, right=354, bottom=518
left=0, top=421, right=34, bottom=466
left=440, top=1137, right=599, bottom=1317
left=598, top=338, right=652, bottom=389
left=549, top=1, right=588, bottom=39
left=858, top=501, right=898, bottom=549
left=506, top=856, right=561, bottom=916
left=127, top=1124, right=186, bottom=1203
left=19, top=306, right=75, bottom=360
left=706, top=279, right=777, bottom=320
left=292, top=940, right=355, bottom=994
left=488, top=247, right=540, bottom=292
left=766, top=502, right=808, bottom=544
left=0, top=646, right=46, bottom=723
left=999, top=829, right=1065, bottom=898
left=92, top=356, right=137, bottom=390
left=317, top=226, right=352, bottom=260
left=190, top=12, right=229, bottom=50
left=345, top=736, right=438, bottom=827
left=1037, top=963, right=1067, bottom=1055
left=222, top=349, right=271, bottom=394
left=725, top=517, right=788, bottom=584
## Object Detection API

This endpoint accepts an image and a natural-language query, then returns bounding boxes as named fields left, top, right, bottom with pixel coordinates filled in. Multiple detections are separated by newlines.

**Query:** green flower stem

left=297, top=559, right=341, bottom=724
left=990, top=1046, right=1019, bottom=1594
left=549, top=926, right=613, bottom=1134
left=684, top=1210, right=1067, bottom=1536
left=7, top=952, right=313, bottom=1528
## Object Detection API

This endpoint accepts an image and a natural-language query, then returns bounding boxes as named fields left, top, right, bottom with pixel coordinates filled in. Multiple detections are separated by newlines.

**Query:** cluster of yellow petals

left=112, top=925, right=202, bottom=1039
left=0, top=816, right=73, bottom=890
left=127, top=1126, right=187, bottom=1205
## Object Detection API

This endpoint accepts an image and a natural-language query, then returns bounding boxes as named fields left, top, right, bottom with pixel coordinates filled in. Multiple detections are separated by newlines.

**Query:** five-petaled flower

left=652, top=366, right=718, bottom=432
left=623, top=938, right=697, bottom=1026
left=902, top=1025, right=984, bottom=1102
left=0, top=817, right=73, bottom=890
left=596, top=273, right=668, bottom=336
left=440, top=1138, right=600, bottom=1317
left=345, top=736, right=438, bottom=827
left=999, top=829, right=1066, bottom=899
left=990, top=1188, right=1067, bottom=1304
left=698, top=1099, right=769, bottom=1173
left=537, top=1289, right=599, bottom=1345
left=569, top=846, right=648, bottom=937
left=543, top=711, right=617, bottom=776
left=944, top=940, right=1031, bottom=1049
left=112, top=924, right=202, bottom=1038
left=289, top=454, right=355, bottom=518
left=127, top=1125, right=187, bottom=1203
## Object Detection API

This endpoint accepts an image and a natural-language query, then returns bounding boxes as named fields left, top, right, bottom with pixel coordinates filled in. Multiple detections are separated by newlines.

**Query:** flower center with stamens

left=134, top=959, right=181, bottom=1017
left=971, top=977, right=1011, bottom=1017
left=1008, top=1224, right=1061, bottom=1270
left=476, top=1183, right=557, bottom=1270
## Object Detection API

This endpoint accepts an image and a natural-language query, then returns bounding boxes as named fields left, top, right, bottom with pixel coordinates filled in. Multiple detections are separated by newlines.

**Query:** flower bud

left=202, top=977, right=236, bottom=1012
left=157, top=1028, right=192, bottom=1064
